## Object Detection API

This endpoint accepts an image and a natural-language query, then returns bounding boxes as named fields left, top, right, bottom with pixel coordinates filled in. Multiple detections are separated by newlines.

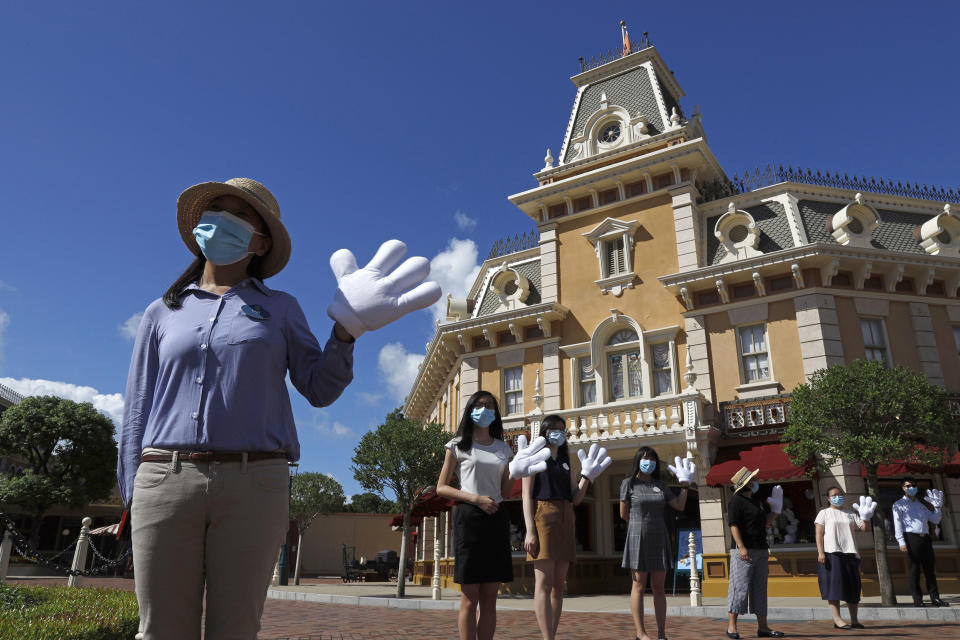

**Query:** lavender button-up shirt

left=117, top=278, right=354, bottom=506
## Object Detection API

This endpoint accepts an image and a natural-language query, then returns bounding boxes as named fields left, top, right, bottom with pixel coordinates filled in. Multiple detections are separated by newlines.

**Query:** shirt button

left=200, top=343, right=208, bottom=350
left=196, top=377, right=203, bottom=384
left=209, top=317, right=215, bottom=322
left=191, top=412, right=198, bottom=420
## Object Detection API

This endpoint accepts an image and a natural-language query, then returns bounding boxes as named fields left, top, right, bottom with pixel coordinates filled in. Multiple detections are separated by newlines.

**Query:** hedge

left=0, top=583, right=139, bottom=640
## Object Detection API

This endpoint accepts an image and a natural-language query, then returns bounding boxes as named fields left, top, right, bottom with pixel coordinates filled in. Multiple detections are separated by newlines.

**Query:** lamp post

left=278, top=462, right=299, bottom=586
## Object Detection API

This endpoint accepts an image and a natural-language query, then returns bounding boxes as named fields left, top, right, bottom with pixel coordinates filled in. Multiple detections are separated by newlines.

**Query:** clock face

left=599, top=122, right=621, bottom=144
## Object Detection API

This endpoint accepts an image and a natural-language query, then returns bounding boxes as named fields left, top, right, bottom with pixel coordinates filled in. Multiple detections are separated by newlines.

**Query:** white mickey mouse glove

left=508, top=434, right=551, bottom=479
left=766, top=484, right=783, bottom=514
left=851, top=495, right=877, bottom=521
left=577, top=443, right=612, bottom=481
left=667, top=456, right=697, bottom=484
left=925, top=488, right=944, bottom=509
left=327, top=240, right=442, bottom=339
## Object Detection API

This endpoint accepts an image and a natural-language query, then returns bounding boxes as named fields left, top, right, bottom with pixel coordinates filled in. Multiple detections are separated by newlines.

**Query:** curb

left=266, top=590, right=960, bottom=623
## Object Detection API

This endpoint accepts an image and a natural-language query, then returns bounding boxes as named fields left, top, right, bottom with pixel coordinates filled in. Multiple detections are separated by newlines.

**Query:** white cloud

left=0, top=377, right=124, bottom=426
left=297, top=407, right=354, bottom=438
left=118, top=313, right=143, bottom=341
left=0, top=309, right=9, bottom=361
left=355, top=391, right=385, bottom=406
left=428, top=238, right=482, bottom=324
left=454, top=210, right=477, bottom=232
left=377, top=342, right=425, bottom=403
left=0, top=280, right=16, bottom=292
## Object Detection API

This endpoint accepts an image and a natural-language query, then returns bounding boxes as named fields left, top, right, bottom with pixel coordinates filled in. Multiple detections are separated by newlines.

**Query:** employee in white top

left=814, top=486, right=875, bottom=629
left=437, top=389, right=550, bottom=640
left=892, top=477, right=948, bottom=607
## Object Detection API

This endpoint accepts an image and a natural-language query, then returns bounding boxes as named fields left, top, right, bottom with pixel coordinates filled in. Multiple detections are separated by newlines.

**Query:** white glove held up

left=577, top=443, right=612, bottom=481
left=926, top=488, right=944, bottom=509
left=508, top=434, right=551, bottom=479
left=667, top=456, right=697, bottom=484
left=327, top=239, right=442, bottom=338
left=766, top=484, right=784, bottom=514
left=851, top=495, right=877, bottom=521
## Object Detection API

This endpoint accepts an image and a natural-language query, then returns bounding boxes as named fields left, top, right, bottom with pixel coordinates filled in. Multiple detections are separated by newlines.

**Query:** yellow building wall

left=887, top=301, right=919, bottom=369
left=299, top=513, right=403, bottom=575
left=931, top=304, right=960, bottom=392
left=835, top=296, right=865, bottom=362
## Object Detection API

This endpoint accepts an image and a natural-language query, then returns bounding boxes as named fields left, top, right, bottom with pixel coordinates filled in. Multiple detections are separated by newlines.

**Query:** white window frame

left=737, top=323, right=772, bottom=384
left=577, top=356, right=597, bottom=407
left=860, top=317, right=891, bottom=366
left=582, top=217, right=639, bottom=297
left=503, top=366, right=523, bottom=415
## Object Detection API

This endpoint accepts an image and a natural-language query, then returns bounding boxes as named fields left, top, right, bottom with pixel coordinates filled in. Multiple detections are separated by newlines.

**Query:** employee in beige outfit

left=118, top=178, right=440, bottom=639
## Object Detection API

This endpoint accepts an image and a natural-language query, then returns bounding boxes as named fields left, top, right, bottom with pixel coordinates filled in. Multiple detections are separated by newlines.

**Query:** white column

left=672, top=187, right=701, bottom=273
left=795, top=293, right=845, bottom=379
left=460, top=357, right=479, bottom=410
left=542, top=342, right=561, bottom=411
left=540, top=226, right=559, bottom=302
left=67, top=517, right=92, bottom=588
left=432, top=516, right=441, bottom=599
left=0, top=530, right=12, bottom=582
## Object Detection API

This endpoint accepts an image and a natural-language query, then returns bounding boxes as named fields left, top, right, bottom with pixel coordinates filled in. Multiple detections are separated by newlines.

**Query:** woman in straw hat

left=118, top=178, right=440, bottom=639
left=725, top=466, right=784, bottom=639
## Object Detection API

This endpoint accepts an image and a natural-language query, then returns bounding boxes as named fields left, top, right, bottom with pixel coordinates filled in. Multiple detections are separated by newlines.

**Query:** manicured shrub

left=0, top=583, right=138, bottom=640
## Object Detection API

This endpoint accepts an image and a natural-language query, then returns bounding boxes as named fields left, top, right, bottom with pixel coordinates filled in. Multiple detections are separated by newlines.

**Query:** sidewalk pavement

left=268, top=580, right=960, bottom=623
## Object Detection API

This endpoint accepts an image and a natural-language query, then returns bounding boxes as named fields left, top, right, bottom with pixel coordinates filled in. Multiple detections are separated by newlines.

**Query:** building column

left=672, top=186, right=701, bottom=273
left=539, top=226, right=558, bottom=302
left=794, top=293, right=845, bottom=379
left=684, top=315, right=713, bottom=405
left=698, top=486, right=727, bottom=555
left=460, top=357, right=479, bottom=409
left=910, top=302, right=945, bottom=387
left=542, top=342, right=561, bottom=411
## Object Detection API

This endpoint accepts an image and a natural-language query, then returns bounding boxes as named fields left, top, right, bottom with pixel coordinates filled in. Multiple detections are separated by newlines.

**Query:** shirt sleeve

left=117, top=305, right=160, bottom=508
left=814, top=509, right=826, bottom=526
left=727, top=498, right=743, bottom=530
left=619, top=477, right=632, bottom=502
left=284, top=296, right=354, bottom=407
left=892, top=501, right=906, bottom=546
left=661, top=482, right=678, bottom=503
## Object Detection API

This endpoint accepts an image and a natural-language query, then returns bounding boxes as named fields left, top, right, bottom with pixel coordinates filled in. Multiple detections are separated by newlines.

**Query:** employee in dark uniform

left=892, top=477, right=948, bottom=607
left=725, top=466, right=784, bottom=639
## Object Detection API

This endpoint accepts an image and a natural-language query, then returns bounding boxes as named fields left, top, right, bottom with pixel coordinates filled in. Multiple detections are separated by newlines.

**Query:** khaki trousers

left=131, top=455, right=289, bottom=640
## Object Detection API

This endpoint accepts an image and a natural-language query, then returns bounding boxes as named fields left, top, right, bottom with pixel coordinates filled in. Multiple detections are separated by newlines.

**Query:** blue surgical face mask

left=193, top=211, right=263, bottom=266
left=639, top=459, right=656, bottom=475
left=905, top=486, right=918, bottom=497
left=751, top=480, right=760, bottom=493
left=546, top=430, right=566, bottom=447
left=470, top=407, right=495, bottom=428
left=830, top=495, right=845, bottom=507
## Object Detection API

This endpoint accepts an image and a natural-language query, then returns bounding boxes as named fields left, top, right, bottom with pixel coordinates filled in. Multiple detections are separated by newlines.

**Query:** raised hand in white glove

left=925, top=488, right=944, bottom=509
left=851, top=495, right=877, bottom=521
left=766, top=485, right=783, bottom=514
left=577, top=443, right=612, bottom=481
left=508, top=434, right=551, bottom=479
left=327, top=240, right=442, bottom=339
left=667, top=456, right=697, bottom=485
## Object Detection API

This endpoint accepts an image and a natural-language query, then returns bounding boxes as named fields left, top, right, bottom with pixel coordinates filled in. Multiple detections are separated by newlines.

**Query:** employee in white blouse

left=892, top=477, right=948, bottom=607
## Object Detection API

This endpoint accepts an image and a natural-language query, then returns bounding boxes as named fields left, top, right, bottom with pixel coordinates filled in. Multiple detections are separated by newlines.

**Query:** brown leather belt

left=140, top=451, right=287, bottom=463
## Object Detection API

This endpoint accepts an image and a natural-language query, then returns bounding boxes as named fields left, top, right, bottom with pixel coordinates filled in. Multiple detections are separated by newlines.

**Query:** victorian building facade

left=402, top=31, right=960, bottom=597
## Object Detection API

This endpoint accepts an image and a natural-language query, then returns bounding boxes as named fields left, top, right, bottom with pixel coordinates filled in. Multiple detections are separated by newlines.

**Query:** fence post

left=0, top=529, right=12, bottom=582
left=688, top=531, right=702, bottom=606
left=431, top=516, right=441, bottom=600
left=67, top=517, right=92, bottom=587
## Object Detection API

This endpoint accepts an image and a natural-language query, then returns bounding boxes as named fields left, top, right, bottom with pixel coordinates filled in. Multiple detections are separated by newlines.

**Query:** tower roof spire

left=620, top=20, right=631, bottom=57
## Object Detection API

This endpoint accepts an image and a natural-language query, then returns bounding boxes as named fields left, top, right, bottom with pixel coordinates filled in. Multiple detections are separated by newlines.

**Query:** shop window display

left=752, top=481, right=818, bottom=545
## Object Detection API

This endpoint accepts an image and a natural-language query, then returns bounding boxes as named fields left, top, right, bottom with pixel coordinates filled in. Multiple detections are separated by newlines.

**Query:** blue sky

left=1, top=2, right=958, bottom=500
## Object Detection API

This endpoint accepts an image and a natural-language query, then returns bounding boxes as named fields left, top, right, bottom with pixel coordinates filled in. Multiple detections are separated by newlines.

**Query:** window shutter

left=606, top=238, right=625, bottom=275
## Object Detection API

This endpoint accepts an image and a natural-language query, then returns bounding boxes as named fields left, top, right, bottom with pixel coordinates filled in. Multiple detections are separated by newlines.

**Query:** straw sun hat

left=730, top=466, right=760, bottom=494
left=177, top=177, right=291, bottom=279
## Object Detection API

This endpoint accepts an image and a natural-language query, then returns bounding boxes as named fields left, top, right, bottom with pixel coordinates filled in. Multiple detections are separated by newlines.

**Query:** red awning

left=389, top=513, right=423, bottom=528
left=706, top=443, right=811, bottom=487
left=862, top=448, right=960, bottom=478
left=388, top=489, right=455, bottom=528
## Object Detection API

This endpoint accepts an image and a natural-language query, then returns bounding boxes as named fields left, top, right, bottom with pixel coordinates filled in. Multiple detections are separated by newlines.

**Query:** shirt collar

left=182, top=277, right=273, bottom=298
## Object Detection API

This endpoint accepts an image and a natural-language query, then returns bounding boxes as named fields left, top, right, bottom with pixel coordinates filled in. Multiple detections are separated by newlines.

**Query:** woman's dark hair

left=162, top=204, right=272, bottom=309
left=538, top=414, right=569, bottom=465
left=826, top=485, right=843, bottom=496
left=454, top=390, right=503, bottom=452
left=630, top=446, right=661, bottom=481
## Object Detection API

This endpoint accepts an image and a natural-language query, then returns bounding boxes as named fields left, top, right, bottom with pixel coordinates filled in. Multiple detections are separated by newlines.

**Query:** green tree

left=345, top=492, right=397, bottom=514
left=351, top=408, right=447, bottom=598
left=289, top=471, right=345, bottom=585
left=783, top=359, right=957, bottom=606
left=0, top=396, right=117, bottom=544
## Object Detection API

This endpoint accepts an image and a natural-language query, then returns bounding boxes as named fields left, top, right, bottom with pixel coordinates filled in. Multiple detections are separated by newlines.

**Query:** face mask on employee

left=639, top=459, right=657, bottom=475
left=471, top=407, right=496, bottom=428
left=193, top=211, right=265, bottom=265
left=905, top=486, right=918, bottom=497
left=750, top=480, right=760, bottom=493
left=546, top=430, right=566, bottom=447
left=830, top=495, right=845, bottom=507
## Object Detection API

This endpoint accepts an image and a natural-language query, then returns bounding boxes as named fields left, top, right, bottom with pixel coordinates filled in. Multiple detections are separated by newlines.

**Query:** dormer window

left=583, top=217, right=639, bottom=296
left=714, top=203, right=761, bottom=263
left=918, top=204, right=960, bottom=257
left=830, top=193, right=879, bottom=248
left=489, top=264, right=531, bottom=312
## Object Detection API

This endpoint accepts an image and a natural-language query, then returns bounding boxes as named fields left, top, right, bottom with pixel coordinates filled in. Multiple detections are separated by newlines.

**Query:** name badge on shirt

left=241, top=304, right=271, bottom=320
left=561, top=462, right=569, bottom=471
left=653, top=486, right=661, bottom=493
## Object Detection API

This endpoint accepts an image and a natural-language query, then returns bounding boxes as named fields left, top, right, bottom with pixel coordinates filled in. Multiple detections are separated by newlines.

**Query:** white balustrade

left=559, top=393, right=701, bottom=444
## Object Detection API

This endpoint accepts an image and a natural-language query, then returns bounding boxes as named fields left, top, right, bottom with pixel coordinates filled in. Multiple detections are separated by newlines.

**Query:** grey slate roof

left=705, top=201, right=794, bottom=265
left=563, top=66, right=666, bottom=164
left=476, top=260, right=542, bottom=317
left=797, top=200, right=932, bottom=255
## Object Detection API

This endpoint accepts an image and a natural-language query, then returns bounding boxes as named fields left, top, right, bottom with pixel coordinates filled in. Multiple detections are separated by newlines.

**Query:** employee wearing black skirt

left=437, top=389, right=550, bottom=640
left=815, top=486, right=875, bottom=629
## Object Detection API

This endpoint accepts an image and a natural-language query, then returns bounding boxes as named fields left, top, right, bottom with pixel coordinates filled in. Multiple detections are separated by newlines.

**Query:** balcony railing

left=549, top=393, right=700, bottom=444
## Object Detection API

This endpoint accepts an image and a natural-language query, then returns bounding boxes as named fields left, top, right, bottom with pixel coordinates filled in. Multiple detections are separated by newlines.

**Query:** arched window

left=606, top=329, right=643, bottom=400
